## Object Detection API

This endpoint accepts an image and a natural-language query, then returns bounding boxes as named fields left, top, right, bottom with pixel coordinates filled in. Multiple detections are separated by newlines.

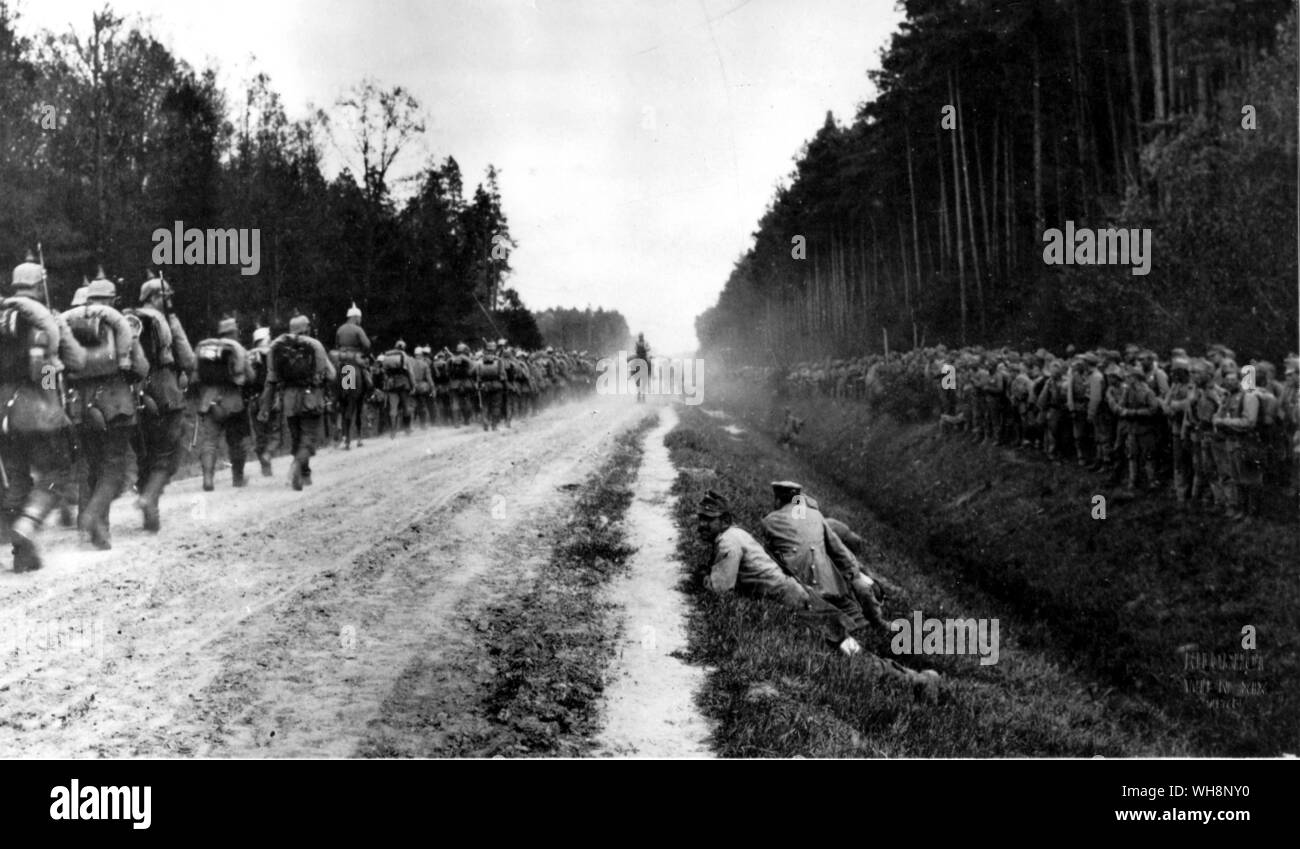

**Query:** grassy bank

left=691, top=382, right=1297, bottom=756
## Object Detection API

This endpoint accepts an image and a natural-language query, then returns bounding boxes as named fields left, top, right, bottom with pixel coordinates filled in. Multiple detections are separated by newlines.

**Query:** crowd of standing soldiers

left=0, top=255, right=595, bottom=575
left=762, top=341, right=1300, bottom=520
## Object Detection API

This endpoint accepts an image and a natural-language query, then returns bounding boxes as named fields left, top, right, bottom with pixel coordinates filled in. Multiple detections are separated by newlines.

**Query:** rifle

left=38, top=244, right=79, bottom=465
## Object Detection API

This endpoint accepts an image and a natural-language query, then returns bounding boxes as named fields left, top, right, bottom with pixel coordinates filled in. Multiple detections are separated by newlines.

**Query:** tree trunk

left=948, top=73, right=968, bottom=345
left=956, top=78, right=984, bottom=335
left=1032, top=36, right=1045, bottom=239
left=1124, top=0, right=1143, bottom=146
left=1149, top=0, right=1167, bottom=124
left=905, top=126, right=923, bottom=300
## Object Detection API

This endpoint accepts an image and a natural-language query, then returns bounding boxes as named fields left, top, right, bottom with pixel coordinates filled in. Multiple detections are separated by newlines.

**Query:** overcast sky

left=17, top=0, right=904, bottom=354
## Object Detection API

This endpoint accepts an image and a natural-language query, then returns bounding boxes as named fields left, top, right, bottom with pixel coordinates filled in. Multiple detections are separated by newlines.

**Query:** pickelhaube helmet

left=11, top=252, right=42, bottom=290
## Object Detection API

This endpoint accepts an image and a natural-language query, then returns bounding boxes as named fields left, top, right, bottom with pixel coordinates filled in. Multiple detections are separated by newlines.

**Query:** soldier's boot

left=81, top=485, right=114, bottom=550
left=11, top=490, right=56, bottom=572
left=301, top=463, right=313, bottom=486
left=289, top=458, right=303, bottom=491
left=136, top=470, right=168, bottom=533
left=200, top=454, right=216, bottom=492
left=231, top=463, right=246, bottom=488
left=259, top=452, right=273, bottom=477
left=0, top=509, right=12, bottom=546
left=860, top=592, right=892, bottom=632
left=58, top=502, right=76, bottom=528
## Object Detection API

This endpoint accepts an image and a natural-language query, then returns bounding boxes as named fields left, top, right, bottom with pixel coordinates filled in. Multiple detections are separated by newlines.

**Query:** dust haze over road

left=0, top=396, right=658, bottom=757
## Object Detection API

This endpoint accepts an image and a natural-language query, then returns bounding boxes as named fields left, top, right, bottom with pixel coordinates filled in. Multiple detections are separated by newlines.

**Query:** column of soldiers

left=331, top=328, right=598, bottom=438
left=769, top=341, right=1299, bottom=520
left=0, top=253, right=604, bottom=574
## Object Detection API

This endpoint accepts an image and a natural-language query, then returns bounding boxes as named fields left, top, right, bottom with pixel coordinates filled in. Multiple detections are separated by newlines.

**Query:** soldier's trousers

left=433, top=386, right=451, bottom=425
left=1229, top=437, right=1264, bottom=515
left=386, top=389, right=412, bottom=436
left=1171, top=433, right=1194, bottom=502
left=78, top=425, right=132, bottom=527
left=480, top=386, right=506, bottom=430
left=1190, top=434, right=1212, bottom=503
left=1070, top=410, right=1089, bottom=461
left=453, top=388, right=476, bottom=426
left=249, top=395, right=277, bottom=459
left=411, top=392, right=434, bottom=428
left=1210, top=437, right=1235, bottom=510
left=1125, top=425, right=1157, bottom=489
left=1, top=430, right=72, bottom=530
left=198, top=411, right=250, bottom=477
left=1094, top=419, right=1117, bottom=471
left=287, top=414, right=324, bottom=474
left=135, top=408, right=185, bottom=484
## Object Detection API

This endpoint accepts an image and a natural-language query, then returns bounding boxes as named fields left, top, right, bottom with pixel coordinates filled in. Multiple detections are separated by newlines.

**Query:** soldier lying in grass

left=695, top=489, right=938, bottom=702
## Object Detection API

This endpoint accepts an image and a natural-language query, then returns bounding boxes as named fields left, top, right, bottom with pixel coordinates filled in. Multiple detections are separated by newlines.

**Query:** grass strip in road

left=450, top=414, right=654, bottom=756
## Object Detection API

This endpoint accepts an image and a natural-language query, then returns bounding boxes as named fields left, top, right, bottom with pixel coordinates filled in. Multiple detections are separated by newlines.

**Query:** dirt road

left=0, top=397, right=652, bottom=757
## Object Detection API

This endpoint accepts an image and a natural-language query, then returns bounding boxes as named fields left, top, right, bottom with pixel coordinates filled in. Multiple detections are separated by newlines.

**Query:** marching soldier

left=409, top=345, right=435, bottom=429
left=449, top=342, right=475, bottom=426
left=474, top=339, right=508, bottom=431
left=193, top=318, right=255, bottom=491
left=62, top=273, right=146, bottom=548
left=260, top=315, right=335, bottom=490
left=247, top=327, right=275, bottom=476
left=379, top=339, right=415, bottom=437
left=129, top=274, right=195, bottom=533
left=431, top=347, right=452, bottom=425
left=1, top=255, right=87, bottom=571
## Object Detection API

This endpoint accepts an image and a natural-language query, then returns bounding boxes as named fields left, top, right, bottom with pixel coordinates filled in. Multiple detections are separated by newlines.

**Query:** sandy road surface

left=0, top=396, right=652, bottom=757
left=594, top=406, right=714, bottom=757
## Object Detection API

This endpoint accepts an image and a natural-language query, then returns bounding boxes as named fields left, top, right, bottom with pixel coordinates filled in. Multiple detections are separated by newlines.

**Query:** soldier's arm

left=129, top=340, right=150, bottom=380
left=169, top=315, right=196, bottom=371
left=1217, top=394, right=1259, bottom=431
left=315, top=340, right=337, bottom=382
left=707, top=532, right=741, bottom=593
left=359, top=328, right=371, bottom=353
left=824, top=522, right=865, bottom=582
left=1088, top=377, right=1103, bottom=420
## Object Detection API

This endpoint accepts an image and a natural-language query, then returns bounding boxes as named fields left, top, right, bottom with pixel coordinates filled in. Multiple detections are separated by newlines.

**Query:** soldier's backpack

left=275, top=335, right=317, bottom=385
left=0, top=302, right=48, bottom=385
left=450, top=355, right=471, bottom=381
left=382, top=351, right=407, bottom=374
left=196, top=339, right=238, bottom=385
left=65, top=305, right=126, bottom=380
left=248, top=348, right=268, bottom=389
left=432, top=358, right=449, bottom=381
left=477, top=357, right=502, bottom=382
left=125, top=308, right=166, bottom=367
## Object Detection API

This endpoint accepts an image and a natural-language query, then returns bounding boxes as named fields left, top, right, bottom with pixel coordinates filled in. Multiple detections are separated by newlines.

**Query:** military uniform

left=129, top=276, right=195, bottom=532
left=1118, top=367, right=1161, bottom=491
left=62, top=276, right=147, bottom=548
left=1214, top=370, right=1262, bottom=518
left=246, top=328, right=276, bottom=476
left=260, top=317, right=335, bottom=490
left=1, top=258, right=87, bottom=570
left=449, top=343, right=475, bottom=425
left=379, top=342, right=415, bottom=437
left=759, top=482, right=887, bottom=633
left=194, top=319, right=255, bottom=491
left=474, top=341, right=508, bottom=431
left=409, top=347, right=435, bottom=429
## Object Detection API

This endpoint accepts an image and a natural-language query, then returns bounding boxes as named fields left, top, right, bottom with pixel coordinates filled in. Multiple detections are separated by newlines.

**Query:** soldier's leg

left=225, top=411, right=250, bottom=486
left=386, top=391, right=399, bottom=438
left=10, top=433, right=72, bottom=572
left=197, top=413, right=222, bottom=491
left=2, top=437, right=35, bottom=565
left=297, top=414, right=324, bottom=484
left=1213, top=439, right=1237, bottom=515
left=252, top=397, right=274, bottom=476
left=1172, top=435, right=1191, bottom=502
left=82, top=427, right=129, bottom=548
